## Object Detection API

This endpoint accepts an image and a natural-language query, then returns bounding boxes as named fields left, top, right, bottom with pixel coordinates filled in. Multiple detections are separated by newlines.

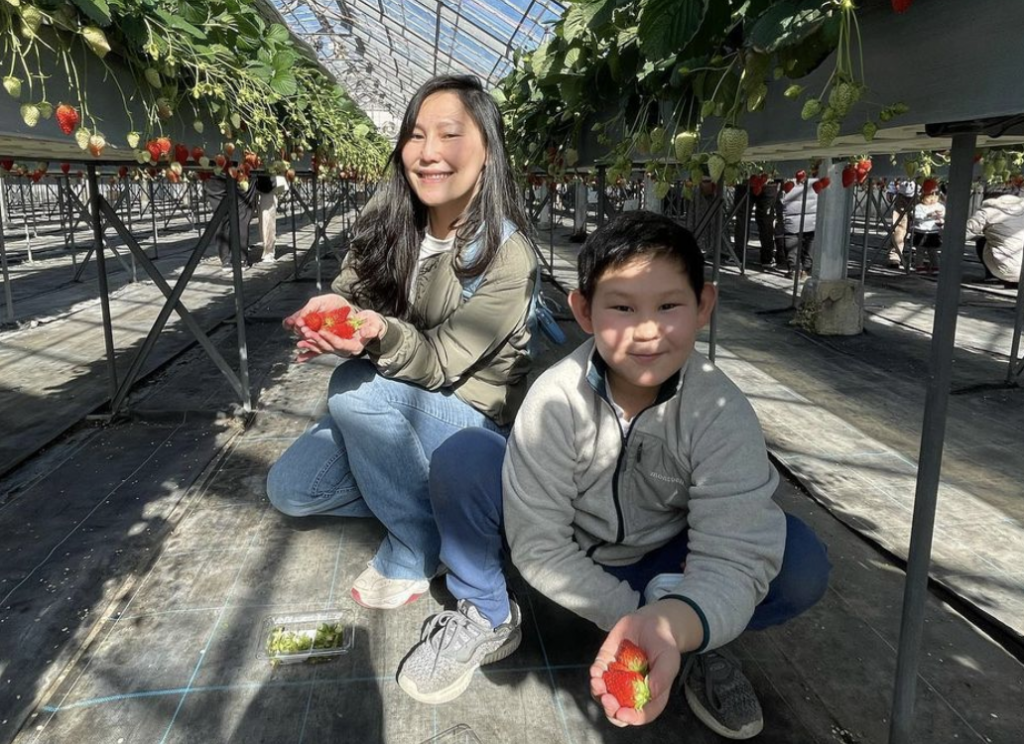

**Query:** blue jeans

left=266, top=360, right=504, bottom=581
left=430, top=427, right=831, bottom=631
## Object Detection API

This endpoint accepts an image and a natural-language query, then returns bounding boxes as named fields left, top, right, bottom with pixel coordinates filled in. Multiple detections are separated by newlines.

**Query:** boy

left=399, top=212, right=829, bottom=739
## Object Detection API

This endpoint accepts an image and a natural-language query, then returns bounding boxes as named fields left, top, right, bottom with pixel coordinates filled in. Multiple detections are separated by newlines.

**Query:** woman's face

left=401, top=91, right=487, bottom=234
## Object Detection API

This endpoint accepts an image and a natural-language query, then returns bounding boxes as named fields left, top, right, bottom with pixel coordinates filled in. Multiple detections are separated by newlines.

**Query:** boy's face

left=570, top=254, right=716, bottom=410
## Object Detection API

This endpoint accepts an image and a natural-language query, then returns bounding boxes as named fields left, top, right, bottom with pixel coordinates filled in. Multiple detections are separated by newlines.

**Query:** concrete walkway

left=0, top=213, right=1022, bottom=743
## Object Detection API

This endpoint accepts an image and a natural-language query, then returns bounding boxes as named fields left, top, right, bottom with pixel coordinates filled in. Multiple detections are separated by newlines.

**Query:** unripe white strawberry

left=74, top=126, right=91, bottom=150
left=707, top=153, right=726, bottom=182
left=861, top=121, right=878, bottom=143
left=20, top=103, right=40, bottom=127
left=36, top=100, right=52, bottom=119
left=144, top=68, right=162, bottom=88
left=717, top=126, right=748, bottom=164
left=649, top=126, right=666, bottom=154
left=81, top=26, right=110, bottom=58
left=230, top=112, right=241, bottom=129
left=193, top=119, right=204, bottom=134
left=801, top=99, right=822, bottom=121
left=3, top=76, right=21, bottom=98
left=127, top=131, right=140, bottom=148
left=20, top=6, right=43, bottom=38
left=673, top=131, right=697, bottom=162
left=817, top=120, right=840, bottom=148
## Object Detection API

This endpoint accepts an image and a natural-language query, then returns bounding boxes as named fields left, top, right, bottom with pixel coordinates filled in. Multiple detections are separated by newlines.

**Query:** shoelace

left=421, top=609, right=486, bottom=674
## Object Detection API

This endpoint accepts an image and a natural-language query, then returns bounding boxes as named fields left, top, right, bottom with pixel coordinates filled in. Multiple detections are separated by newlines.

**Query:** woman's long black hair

left=345, top=75, right=529, bottom=322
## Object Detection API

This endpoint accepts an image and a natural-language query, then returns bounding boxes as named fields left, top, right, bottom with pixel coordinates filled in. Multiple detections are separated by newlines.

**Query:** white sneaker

left=350, top=563, right=430, bottom=609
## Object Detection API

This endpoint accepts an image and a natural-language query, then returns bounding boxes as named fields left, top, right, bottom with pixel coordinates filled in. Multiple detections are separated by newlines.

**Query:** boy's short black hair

left=576, top=211, right=705, bottom=300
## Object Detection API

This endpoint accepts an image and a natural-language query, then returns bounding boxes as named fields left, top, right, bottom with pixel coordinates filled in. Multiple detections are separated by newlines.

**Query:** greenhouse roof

left=268, top=0, right=565, bottom=134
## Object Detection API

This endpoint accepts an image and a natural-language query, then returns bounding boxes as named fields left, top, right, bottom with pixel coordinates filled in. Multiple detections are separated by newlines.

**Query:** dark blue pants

left=430, top=428, right=831, bottom=630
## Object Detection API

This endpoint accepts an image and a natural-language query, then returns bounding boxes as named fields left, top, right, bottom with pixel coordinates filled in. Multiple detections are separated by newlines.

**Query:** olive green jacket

left=330, top=231, right=537, bottom=426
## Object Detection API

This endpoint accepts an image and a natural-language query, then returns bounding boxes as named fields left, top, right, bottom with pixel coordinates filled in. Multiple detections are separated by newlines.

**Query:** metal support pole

left=225, top=176, right=252, bottom=412
left=0, top=204, right=13, bottom=323
left=87, top=164, right=120, bottom=403
left=596, top=166, right=607, bottom=228
left=859, top=180, right=872, bottom=283
left=708, top=177, right=725, bottom=363
left=313, top=175, right=322, bottom=291
left=148, top=179, right=159, bottom=255
left=888, top=132, right=977, bottom=744
left=1005, top=245, right=1024, bottom=383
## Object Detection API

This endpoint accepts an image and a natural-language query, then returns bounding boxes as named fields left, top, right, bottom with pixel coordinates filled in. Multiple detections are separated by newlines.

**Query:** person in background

left=734, top=177, right=780, bottom=271
left=203, top=173, right=257, bottom=272
left=966, top=190, right=1024, bottom=288
left=776, top=175, right=818, bottom=279
left=911, top=179, right=945, bottom=274
left=255, top=173, right=286, bottom=263
left=887, top=178, right=917, bottom=268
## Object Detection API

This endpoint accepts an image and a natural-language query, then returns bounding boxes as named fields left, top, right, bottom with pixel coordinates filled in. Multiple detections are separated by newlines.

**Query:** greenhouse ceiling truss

left=269, top=0, right=565, bottom=132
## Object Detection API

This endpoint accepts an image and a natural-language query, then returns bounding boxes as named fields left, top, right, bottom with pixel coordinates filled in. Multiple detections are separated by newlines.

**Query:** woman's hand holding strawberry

left=285, top=295, right=388, bottom=363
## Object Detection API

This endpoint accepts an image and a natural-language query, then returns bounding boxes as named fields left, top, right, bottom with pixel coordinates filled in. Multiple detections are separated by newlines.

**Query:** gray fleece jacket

left=503, top=340, right=786, bottom=650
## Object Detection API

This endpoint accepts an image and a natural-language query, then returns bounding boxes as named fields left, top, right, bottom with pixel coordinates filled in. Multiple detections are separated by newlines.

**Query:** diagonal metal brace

left=98, top=195, right=247, bottom=415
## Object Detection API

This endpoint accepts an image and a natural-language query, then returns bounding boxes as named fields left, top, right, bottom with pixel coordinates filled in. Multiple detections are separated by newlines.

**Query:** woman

left=267, top=75, right=537, bottom=612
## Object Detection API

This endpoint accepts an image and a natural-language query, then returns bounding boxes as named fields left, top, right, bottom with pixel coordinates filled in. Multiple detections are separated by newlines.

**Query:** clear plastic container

left=255, top=609, right=353, bottom=665
left=421, top=725, right=482, bottom=744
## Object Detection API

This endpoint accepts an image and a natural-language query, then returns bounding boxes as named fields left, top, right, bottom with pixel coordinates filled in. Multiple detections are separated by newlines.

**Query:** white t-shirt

left=410, top=231, right=455, bottom=301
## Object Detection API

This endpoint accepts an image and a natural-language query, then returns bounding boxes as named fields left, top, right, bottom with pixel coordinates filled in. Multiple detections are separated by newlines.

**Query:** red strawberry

left=614, top=639, right=649, bottom=675
left=891, top=0, right=913, bottom=12
left=748, top=174, right=763, bottom=197
left=215, top=154, right=228, bottom=171
left=856, top=158, right=872, bottom=174
left=303, top=311, right=323, bottom=331
left=60, top=162, right=71, bottom=174
left=118, top=165, right=128, bottom=178
left=602, top=669, right=651, bottom=710
left=191, top=146, right=204, bottom=163
left=224, top=142, right=236, bottom=158
left=146, top=141, right=162, bottom=163
left=174, top=143, right=189, bottom=166
left=782, top=180, right=795, bottom=194
left=0, top=159, right=13, bottom=171
left=795, top=169, right=807, bottom=184
left=55, top=103, right=80, bottom=135
left=841, top=165, right=857, bottom=188
left=812, top=177, right=831, bottom=193
left=156, top=137, right=171, bottom=156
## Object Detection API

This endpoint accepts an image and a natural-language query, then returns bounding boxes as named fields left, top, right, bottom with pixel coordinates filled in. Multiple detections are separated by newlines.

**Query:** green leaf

left=154, top=8, right=206, bottom=40
left=267, top=23, right=291, bottom=45
left=71, top=0, right=112, bottom=26
left=563, top=0, right=614, bottom=43
left=530, top=39, right=556, bottom=79
left=273, top=50, right=300, bottom=72
left=747, top=0, right=829, bottom=53
left=637, top=0, right=707, bottom=61
left=247, top=61, right=274, bottom=83
left=269, top=70, right=298, bottom=97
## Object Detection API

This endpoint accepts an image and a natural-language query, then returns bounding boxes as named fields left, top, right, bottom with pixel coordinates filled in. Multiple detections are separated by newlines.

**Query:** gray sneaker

left=682, top=649, right=764, bottom=739
left=397, top=599, right=521, bottom=704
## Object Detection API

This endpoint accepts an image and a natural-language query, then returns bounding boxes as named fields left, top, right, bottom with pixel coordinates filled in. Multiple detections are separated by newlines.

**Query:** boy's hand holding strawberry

left=283, top=294, right=387, bottom=362
left=590, top=600, right=703, bottom=726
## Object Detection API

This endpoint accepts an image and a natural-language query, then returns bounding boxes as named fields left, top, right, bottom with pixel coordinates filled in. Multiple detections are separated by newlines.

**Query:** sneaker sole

left=683, top=684, right=764, bottom=740
left=397, top=628, right=523, bottom=706
left=350, top=586, right=427, bottom=610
